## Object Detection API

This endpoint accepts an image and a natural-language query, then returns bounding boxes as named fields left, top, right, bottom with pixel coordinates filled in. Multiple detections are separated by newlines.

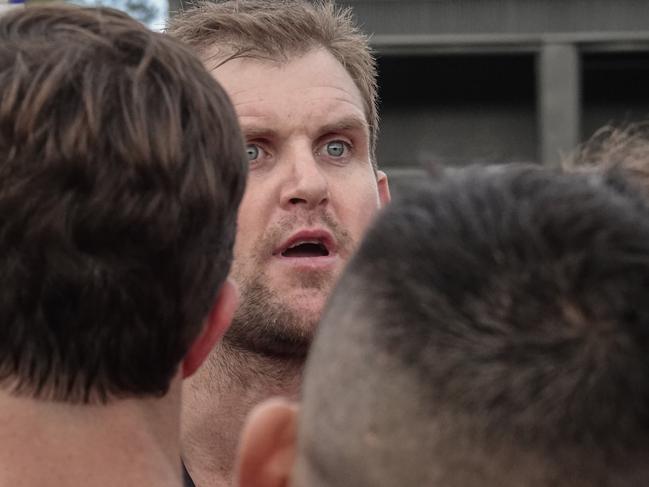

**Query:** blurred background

left=27, top=0, right=649, bottom=189
left=339, top=0, right=649, bottom=192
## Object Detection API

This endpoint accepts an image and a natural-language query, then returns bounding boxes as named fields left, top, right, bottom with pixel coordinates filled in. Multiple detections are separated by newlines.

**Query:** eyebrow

left=239, top=114, right=369, bottom=141
left=240, top=125, right=277, bottom=140
left=318, top=115, right=369, bottom=136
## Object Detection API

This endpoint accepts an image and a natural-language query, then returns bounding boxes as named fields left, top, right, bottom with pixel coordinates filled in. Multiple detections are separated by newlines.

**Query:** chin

left=284, top=289, right=328, bottom=325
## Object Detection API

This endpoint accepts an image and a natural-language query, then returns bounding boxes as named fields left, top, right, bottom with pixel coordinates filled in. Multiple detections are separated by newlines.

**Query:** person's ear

left=182, top=279, right=238, bottom=378
left=236, top=398, right=299, bottom=487
left=377, top=170, right=391, bottom=207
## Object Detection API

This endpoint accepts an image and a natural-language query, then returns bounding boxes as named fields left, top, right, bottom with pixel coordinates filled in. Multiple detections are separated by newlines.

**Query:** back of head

left=298, top=165, right=649, bottom=487
left=0, top=5, right=246, bottom=403
left=167, top=0, right=379, bottom=162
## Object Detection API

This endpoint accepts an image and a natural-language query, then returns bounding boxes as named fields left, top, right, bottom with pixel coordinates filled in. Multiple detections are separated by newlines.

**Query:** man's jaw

left=225, top=259, right=336, bottom=361
left=225, top=222, right=352, bottom=360
left=223, top=279, right=319, bottom=361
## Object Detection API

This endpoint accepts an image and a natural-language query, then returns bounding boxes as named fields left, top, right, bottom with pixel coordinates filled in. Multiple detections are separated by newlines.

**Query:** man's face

left=211, top=48, right=389, bottom=357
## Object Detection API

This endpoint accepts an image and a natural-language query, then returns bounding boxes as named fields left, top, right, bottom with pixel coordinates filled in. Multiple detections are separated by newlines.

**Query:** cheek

left=356, top=200, right=381, bottom=234
left=233, top=189, right=267, bottom=255
left=339, top=186, right=382, bottom=237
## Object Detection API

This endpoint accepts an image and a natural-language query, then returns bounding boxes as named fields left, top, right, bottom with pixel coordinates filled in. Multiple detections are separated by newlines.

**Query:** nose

left=279, top=144, right=329, bottom=210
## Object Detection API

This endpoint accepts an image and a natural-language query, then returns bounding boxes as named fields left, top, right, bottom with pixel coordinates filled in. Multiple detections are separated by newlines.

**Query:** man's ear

left=182, top=279, right=238, bottom=378
left=236, top=398, right=299, bottom=487
left=377, top=170, right=391, bottom=207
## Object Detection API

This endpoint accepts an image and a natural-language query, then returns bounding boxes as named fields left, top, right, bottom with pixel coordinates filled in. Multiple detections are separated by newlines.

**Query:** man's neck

left=182, top=341, right=303, bottom=487
left=0, top=382, right=184, bottom=487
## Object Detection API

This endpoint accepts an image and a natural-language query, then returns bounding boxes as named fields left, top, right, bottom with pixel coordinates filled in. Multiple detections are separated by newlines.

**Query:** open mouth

left=281, top=241, right=330, bottom=258
left=275, top=230, right=336, bottom=260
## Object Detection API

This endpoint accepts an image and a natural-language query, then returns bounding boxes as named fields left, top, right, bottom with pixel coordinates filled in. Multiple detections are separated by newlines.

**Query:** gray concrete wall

left=338, top=0, right=649, bottom=194
left=343, top=0, right=649, bottom=36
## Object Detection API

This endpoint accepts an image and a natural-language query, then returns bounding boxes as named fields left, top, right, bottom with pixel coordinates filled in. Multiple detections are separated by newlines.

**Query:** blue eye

left=246, top=144, right=260, bottom=161
left=325, top=140, right=348, bottom=158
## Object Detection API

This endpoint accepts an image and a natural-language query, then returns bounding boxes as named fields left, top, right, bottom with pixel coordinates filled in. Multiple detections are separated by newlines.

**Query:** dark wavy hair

left=0, top=5, right=247, bottom=403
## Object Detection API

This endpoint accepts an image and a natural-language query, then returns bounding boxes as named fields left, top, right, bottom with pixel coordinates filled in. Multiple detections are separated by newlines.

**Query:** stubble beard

left=223, top=272, right=326, bottom=360
left=223, top=212, right=352, bottom=360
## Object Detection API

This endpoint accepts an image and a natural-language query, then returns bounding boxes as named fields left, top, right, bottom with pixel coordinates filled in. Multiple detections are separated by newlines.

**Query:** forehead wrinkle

left=239, top=124, right=277, bottom=140
left=303, top=87, right=363, bottom=106
left=302, top=96, right=366, bottom=124
left=231, top=80, right=367, bottom=143
left=309, top=95, right=364, bottom=110
left=237, top=99, right=366, bottom=130
left=230, top=94, right=265, bottom=108
left=308, top=96, right=368, bottom=132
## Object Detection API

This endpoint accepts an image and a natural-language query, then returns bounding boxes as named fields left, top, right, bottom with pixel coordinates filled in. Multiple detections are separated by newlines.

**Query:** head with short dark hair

left=167, top=0, right=378, bottom=164
left=0, top=5, right=246, bottom=403
left=293, top=166, right=649, bottom=486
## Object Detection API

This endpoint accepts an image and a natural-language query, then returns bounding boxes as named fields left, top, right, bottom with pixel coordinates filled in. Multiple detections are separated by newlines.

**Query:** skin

left=180, top=47, right=389, bottom=487
left=216, top=47, right=390, bottom=355
left=0, top=282, right=235, bottom=487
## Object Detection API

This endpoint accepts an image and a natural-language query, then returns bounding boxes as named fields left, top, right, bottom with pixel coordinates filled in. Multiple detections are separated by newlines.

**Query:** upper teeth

left=288, top=240, right=320, bottom=249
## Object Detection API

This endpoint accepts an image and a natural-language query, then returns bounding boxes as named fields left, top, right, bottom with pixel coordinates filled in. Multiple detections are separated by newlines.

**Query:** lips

left=274, top=230, right=336, bottom=258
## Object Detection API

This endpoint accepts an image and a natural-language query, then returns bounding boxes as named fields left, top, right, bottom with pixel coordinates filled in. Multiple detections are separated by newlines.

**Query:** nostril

left=289, top=197, right=307, bottom=205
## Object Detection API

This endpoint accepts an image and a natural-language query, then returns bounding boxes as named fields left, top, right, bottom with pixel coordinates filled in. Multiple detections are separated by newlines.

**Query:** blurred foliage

left=122, top=0, right=158, bottom=24
left=61, top=0, right=161, bottom=26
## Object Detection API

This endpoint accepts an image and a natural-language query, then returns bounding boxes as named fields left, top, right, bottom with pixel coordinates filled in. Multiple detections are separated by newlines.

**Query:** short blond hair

left=167, top=0, right=379, bottom=165
left=564, top=123, right=649, bottom=194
